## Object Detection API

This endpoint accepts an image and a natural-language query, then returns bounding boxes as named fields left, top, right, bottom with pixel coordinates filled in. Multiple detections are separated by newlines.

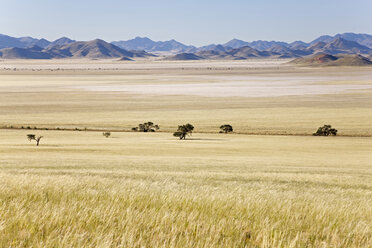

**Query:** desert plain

left=0, top=59, right=371, bottom=247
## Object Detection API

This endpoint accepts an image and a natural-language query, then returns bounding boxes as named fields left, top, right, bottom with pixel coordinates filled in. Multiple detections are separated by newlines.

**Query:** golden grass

left=0, top=130, right=371, bottom=247
left=0, top=62, right=372, bottom=247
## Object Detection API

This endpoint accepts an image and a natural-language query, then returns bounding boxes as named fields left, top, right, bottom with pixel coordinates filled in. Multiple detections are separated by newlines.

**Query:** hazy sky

left=1, top=0, right=372, bottom=46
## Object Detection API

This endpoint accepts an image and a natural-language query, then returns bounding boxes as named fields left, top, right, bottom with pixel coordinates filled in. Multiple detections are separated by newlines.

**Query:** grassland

left=0, top=60, right=371, bottom=247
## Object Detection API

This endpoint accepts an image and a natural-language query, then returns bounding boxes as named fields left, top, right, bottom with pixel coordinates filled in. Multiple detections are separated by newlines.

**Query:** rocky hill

left=289, top=53, right=372, bottom=66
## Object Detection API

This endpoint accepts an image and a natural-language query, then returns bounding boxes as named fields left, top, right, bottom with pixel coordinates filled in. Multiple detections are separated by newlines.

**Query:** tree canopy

left=173, top=124, right=194, bottom=140
left=27, top=134, right=43, bottom=146
left=220, top=124, right=233, bottom=133
left=102, top=132, right=111, bottom=138
left=132, top=122, right=159, bottom=132
left=313, top=125, right=338, bottom=136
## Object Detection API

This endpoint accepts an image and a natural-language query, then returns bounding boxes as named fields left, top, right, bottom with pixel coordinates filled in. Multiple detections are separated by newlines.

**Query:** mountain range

left=0, top=32, right=371, bottom=60
left=0, top=39, right=153, bottom=59
left=168, top=37, right=372, bottom=61
left=112, top=37, right=196, bottom=54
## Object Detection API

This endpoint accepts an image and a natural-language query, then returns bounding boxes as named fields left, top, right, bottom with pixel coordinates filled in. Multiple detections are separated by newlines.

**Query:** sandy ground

left=72, top=76, right=372, bottom=97
left=0, top=59, right=288, bottom=70
left=0, top=59, right=371, bottom=136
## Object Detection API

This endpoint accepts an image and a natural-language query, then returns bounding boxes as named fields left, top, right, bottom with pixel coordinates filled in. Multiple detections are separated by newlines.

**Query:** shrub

left=220, top=124, right=233, bottom=133
left=132, top=122, right=159, bottom=132
left=313, top=125, right=338, bottom=136
left=103, top=132, right=111, bottom=138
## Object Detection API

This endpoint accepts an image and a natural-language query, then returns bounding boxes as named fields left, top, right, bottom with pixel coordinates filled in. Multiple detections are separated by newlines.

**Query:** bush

left=103, top=132, right=111, bottom=138
left=313, top=125, right=338, bottom=136
left=220, top=124, right=233, bottom=133
left=132, top=122, right=159, bottom=132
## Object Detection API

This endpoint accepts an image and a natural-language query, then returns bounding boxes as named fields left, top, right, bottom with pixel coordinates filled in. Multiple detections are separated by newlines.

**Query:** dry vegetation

left=0, top=60, right=371, bottom=247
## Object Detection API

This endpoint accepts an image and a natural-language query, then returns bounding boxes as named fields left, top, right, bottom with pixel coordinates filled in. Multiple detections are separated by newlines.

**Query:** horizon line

left=1, top=31, right=372, bottom=47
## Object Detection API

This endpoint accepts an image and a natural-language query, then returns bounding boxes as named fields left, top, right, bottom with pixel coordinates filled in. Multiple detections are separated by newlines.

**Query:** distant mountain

left=334, top=33, right=372, bottom=48
left=112, top=37, right=156, bottom=51
left=196, top=45, right=280, bottom=60
left=47, top=37, right=76, bottom=48
left=223, top=39, right=250, bottom=49
left=288, top=41, right=309, bottom=50
left=17, top=37, right=51, bottom=48
left=223, top=39, right=289, bottom=51
left=291, top=53, right=338, bottom=65
left=0, top=39, right=155, bottom=59
left=310, top=33, right=372, bottom=48
left=228, top=46, right=273, bottom=58
left=1, top=32, right=372, bottom=60
left=323, top=37, right=372, bottom=54
left=195, top=50, right=233, bottom=60
left=172, top=37, right=372, bottom=61
left=0, top=34, right=51, bottom=49
left=164, top=53, right=202, bottom=60
left=308, top=38, right=372, bottom=55
left=129, top=50, right=156, bottom=58
left=198, top=44, right=227, bottom=52
left=49, top=39, right=134, bottom=58
left=268, top=45, right=298, bottom=58
left=197, top=44, right=217, bottom=51
left=307, top=41, right=327, bottom=52
left=0, top=46, right=52, bottom=59
left=222, top=33, right=372, bottom=52
left=290, top=53, right=372, bottom=66
left=151, top=39, right=196, bottom=53
left=112, top=37, right=196, bottom=54
left=0, top=34, right=24, bottom=49
left=248, top=40, right=289, bottom=51
left=309, top=35, right=334, bottom=45
left=335, top=54, right=372, bottom=66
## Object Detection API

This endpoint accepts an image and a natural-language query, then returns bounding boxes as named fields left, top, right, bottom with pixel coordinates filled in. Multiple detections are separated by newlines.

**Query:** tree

left=132, top=122, right=159, bottom=132
left=102, top=132, right=111, bottom=138
left=173, top=123, right=194, bottom=140
left=27, top=134, right=43, bottom=146
left=313, top=125, right=338, bottom=136
left=220, top=124, right=233, bottom=133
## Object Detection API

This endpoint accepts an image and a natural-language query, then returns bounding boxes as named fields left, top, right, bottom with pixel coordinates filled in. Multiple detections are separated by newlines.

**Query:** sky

left=1, top=0, right=372, bottom=46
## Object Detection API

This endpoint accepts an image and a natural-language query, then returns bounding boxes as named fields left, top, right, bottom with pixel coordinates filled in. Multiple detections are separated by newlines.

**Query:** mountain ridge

left=1, top=33, right=372, bottom=60
left=0, top=39, right=156, bottom=59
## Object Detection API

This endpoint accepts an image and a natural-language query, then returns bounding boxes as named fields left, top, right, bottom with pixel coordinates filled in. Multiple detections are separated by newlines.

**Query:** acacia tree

left=27, top=134, right=43, bottom=146
left=220, top=124, right=233, bottom=133
left=313, top=125, right=338, bottom=136
left=102, top=132, right=111, bottom=138
left=132, top=122, right=159, bottom=132
left=173, top=124, right=194, bottom=140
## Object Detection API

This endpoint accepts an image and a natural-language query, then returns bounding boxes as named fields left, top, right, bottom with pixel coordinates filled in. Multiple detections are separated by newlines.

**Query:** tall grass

left=0, top=131, right=371, bottom=247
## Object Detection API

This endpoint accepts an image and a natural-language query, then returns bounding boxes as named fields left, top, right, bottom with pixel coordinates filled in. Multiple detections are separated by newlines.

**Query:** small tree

left=173, top=123, right=194, bottom=140
left=102, top=132, right=111, bottom=138
left=220, top=124, right=233, bottom=133
left=133, top=122, right=159, bottom=132
left=27, top=134, right=43, bottom=146
left=313, top=125, right=338, bottom=136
